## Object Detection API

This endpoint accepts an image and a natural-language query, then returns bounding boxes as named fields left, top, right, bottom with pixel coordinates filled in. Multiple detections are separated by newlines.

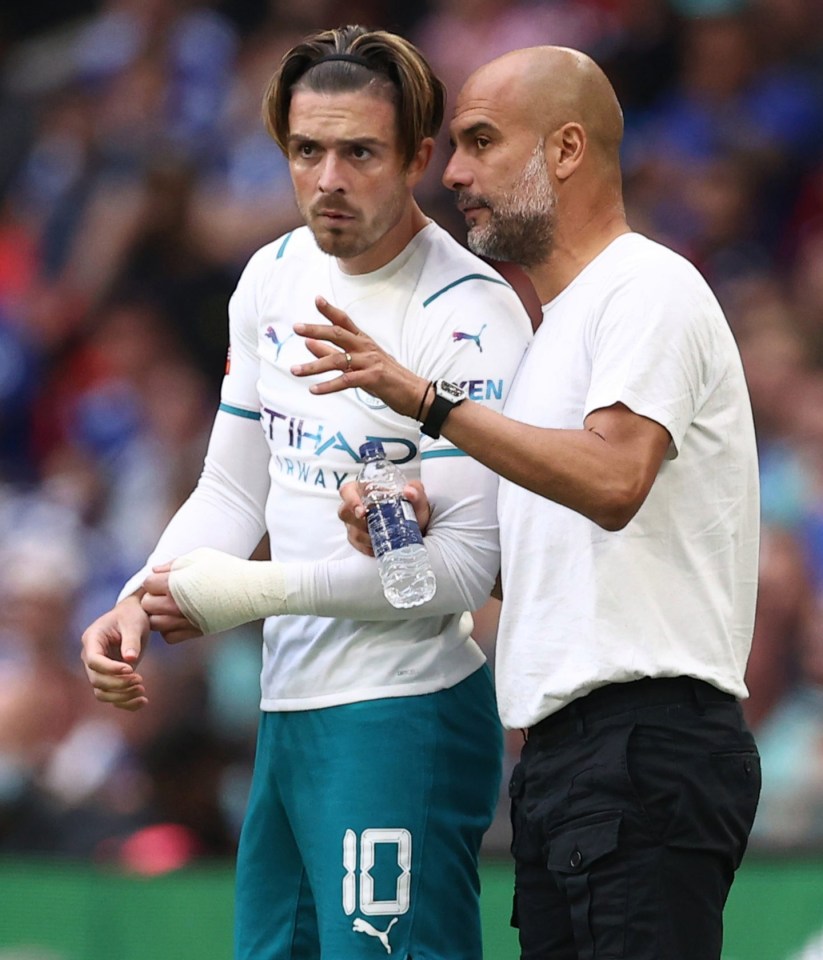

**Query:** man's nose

left=442, top=150, right=471, bottom=192
left=318, top=152, right=346, bottom=193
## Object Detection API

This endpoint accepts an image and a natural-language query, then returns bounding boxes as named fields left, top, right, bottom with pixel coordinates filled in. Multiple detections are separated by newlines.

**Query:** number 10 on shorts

left=343, top=828, right=412, bottom=916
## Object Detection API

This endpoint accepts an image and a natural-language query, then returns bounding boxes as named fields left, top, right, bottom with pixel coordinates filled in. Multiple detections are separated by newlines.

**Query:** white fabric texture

left=123, top=221, right=533, bottom=710
left=495, top=232, right=760, bottom=729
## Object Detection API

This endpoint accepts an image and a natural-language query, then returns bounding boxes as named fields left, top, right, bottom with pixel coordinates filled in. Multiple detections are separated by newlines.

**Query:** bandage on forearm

left=169, top=547, right=287, bottom=635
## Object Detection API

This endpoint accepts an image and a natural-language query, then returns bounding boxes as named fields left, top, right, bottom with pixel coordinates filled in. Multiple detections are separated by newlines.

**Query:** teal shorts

left=235, top=665, right=503, bottom=960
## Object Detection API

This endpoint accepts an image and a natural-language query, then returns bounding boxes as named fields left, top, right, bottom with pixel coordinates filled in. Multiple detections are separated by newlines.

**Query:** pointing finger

left=314, top=296, right=362, bottom=333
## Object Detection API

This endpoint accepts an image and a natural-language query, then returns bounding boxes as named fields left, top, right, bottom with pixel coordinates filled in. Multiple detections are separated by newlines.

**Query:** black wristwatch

left=420, top=379, right=468, bottom=439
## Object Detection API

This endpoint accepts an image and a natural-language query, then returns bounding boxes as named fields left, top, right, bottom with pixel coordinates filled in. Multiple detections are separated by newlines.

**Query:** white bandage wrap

left=169, top=547, right=288, bottom=635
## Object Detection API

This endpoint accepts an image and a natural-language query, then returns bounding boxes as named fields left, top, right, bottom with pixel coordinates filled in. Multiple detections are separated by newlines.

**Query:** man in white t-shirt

left=79, top=26, right=532, bottom=960
left=288, top=46, right=762, bottom=960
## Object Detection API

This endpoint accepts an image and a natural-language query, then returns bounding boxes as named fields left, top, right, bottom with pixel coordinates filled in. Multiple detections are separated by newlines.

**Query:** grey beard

left=467, top=209, right=554, bottom=269
left=465, top=143, right=556, bottom=268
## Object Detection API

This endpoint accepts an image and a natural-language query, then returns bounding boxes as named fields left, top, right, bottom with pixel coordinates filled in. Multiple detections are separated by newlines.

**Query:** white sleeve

left=283, top=450, right=499, bottom=619
left=584, top=259, right=716, bottom=456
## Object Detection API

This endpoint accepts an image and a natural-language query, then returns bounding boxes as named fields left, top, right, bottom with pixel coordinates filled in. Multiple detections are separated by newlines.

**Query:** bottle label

left=366, top=499, right=424, bottom=558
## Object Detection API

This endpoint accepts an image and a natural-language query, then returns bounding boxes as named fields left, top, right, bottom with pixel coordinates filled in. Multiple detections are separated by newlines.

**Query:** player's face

left=287, top=88, right=417, bottom=273
left=444, top=109, right=557, bottom=269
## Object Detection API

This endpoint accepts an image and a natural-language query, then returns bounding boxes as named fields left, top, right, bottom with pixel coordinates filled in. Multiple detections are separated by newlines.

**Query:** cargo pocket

left=546, top=812, right=624, bottom=960
left=709, top=749, right=762, bottom=869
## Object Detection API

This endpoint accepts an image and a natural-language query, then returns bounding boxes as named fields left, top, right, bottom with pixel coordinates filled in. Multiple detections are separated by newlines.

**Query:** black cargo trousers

left=509, top=676, right=761, bottom=960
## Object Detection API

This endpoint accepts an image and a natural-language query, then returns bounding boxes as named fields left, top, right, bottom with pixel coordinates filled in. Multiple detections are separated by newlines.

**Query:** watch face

left=437, top=380, right=466, bottom=401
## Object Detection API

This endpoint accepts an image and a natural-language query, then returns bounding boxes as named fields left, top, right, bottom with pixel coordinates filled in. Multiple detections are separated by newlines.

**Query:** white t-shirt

left=495, top=233, right=760, bottom=729
left=124, top=221, right=533, bottom=710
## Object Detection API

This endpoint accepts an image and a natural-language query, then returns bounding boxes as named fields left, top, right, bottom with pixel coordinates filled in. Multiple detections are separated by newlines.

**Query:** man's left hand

left=292, top=297, right=430, bottom=420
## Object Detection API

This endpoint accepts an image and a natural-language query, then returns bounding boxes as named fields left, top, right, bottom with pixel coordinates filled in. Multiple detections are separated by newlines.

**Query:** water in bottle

left=357, top=441, right=437, bottom=608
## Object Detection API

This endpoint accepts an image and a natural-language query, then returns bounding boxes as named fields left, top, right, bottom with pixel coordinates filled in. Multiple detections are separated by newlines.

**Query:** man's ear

left=406, top=137, right=435, bottom=186
left=553, top=122, right=586, bottom=181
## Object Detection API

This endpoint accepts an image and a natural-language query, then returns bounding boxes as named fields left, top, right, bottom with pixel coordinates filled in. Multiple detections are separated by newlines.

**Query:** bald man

left=173, top=45, right=762, bottom=959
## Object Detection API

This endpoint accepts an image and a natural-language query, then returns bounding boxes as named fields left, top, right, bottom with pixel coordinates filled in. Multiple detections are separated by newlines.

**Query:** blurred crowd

left=1, top=0, right=823, bottom=871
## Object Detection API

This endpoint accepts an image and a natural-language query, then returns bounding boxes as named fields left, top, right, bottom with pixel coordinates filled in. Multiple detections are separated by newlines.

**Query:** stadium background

left=1, top=0, right=823, bottom=957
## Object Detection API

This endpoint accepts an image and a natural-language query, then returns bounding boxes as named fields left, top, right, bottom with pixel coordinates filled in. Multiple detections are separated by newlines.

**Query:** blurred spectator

left=745, top=524, right=814, bottom=731
left=0, top=520, right=246, bottom=864
left=186, top=26, right=301, bottom=273
left=0, top=304, right=42, bottom=483
left=598, top=0, right=682, bottom=116
left=0, top=535, right=89, bottom=851
left=749, top=576, right=823, bottom=845
left=625, top=5, right=823, bottom=274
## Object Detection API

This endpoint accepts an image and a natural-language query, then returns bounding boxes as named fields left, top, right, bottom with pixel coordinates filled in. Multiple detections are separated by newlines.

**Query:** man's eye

left=476, top=137, right=491, bottom=150
left=351, top=145, right=371, bottom=160
left=291, top=142, right=317, bottom=159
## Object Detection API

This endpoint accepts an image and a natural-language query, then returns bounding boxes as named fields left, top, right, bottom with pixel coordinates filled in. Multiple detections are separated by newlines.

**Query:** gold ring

left=344, top=352, right=353, bottom=371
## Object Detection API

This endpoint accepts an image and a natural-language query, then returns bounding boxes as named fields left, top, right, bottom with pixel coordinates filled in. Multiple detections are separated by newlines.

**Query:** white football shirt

left=495, top=233, right=760, bottom=729
left=124, top=221, right=533, bottom=710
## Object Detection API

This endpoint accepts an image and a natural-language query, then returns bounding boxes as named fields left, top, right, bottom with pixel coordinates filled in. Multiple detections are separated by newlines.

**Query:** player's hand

left=80, top=595, right=150, bottom=711
left=142, top=563, right=204, bottom=644
left=292, top=298, right=431, bottom=420
left=404, top=482, right=433, bottom=534
left=338, top=481, right=373, bottom=555
left=339, top=480, right=432, bottom=556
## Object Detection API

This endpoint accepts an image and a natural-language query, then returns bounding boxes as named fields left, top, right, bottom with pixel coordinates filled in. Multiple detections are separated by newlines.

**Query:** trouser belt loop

left=690, top=676, right=712, bottom=714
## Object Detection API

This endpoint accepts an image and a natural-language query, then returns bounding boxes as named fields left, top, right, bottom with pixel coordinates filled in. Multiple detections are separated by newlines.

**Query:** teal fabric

left=235, top=665, right=502, bottom=959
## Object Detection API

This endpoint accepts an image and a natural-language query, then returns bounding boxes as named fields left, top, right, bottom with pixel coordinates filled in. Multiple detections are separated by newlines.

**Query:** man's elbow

left=593, top=510, right=633, bottom=532
left=588, top=483, right=648, bottom=532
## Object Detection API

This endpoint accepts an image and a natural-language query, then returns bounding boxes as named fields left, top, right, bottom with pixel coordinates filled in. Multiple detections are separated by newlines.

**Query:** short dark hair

left=263, top=25, right=446, bottom=166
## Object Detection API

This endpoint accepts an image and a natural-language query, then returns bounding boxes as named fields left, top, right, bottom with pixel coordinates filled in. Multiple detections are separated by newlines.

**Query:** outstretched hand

left=292, top=297, right=430, bottom=419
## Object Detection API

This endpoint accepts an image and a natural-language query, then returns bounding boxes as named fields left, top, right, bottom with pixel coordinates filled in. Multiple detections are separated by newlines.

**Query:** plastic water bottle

left=357, top=441, right=437, bottom=608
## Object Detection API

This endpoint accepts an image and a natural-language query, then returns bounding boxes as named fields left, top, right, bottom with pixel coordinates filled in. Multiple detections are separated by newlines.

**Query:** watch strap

left=420, top=382, right=467, bottom=439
